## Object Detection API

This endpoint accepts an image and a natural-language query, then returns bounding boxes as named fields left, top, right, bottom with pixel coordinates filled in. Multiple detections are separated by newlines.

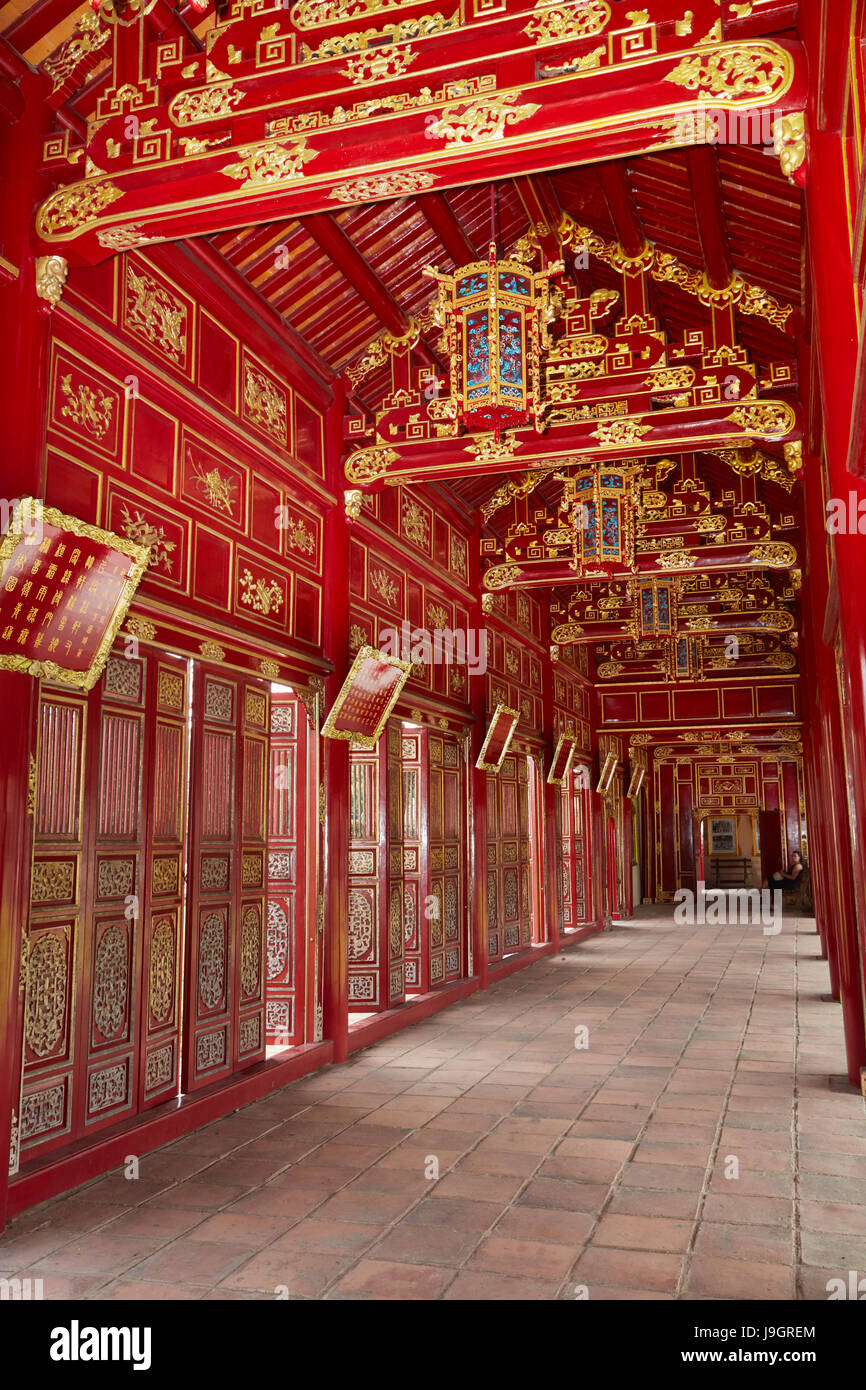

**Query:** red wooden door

left=19, top=642, right=189, bottom=1165
left=346, top=724, right=405, bottom=1013
left=401, top=726, right=425, bottom=993
left=266, top=690, right=307, bottom=1047
left=486, top=750, right=534, bottom=962
left=759, top=809, right=784, bottom=882
left=428, top=729, right=465, bottom=987
left=183, top=666, right=268, bottom=1090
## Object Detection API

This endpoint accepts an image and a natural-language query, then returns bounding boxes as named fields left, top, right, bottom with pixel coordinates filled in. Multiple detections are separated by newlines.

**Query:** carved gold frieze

left=663, top=41, right=793, bottom=102
left=36, top=180, right=124, bottom=239
left=524, top=0, right=610, bottom=44
left=221, top=139, right=317, bottom=185
left=169, top=83, right=244, bottom=126
left=727, top=402, right=796, bottom=437
left=428, top=94, right=539, bottom=145
left=345, top=444, right=399, bottom=483
left=330, top=170, right=436, bottom=202
left=96, top=225, right=150, bottom=252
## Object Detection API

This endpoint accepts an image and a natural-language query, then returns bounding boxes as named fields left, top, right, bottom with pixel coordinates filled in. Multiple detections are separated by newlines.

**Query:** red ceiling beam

left=685, top=145, right=734, bottom=292
left=596, top=161, right=647, bottom=258
left=415, top=191, right=477, bottom=267
left=512, top=174, right=563, bottom=266
left=4, top=0, right=80, bottom=55
left=301, top=212, right=439, bottom=369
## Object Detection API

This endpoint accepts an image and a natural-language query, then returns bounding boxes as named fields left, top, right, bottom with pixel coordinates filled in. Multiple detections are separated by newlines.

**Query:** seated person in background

left=766, top=851, right=804, bottom=890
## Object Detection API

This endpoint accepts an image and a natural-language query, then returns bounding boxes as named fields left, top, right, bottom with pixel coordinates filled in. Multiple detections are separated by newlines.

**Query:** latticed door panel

left=140, top=658, right=188, bottom=1109
left=385, top=722, right=406, bottom=1009
left=184, top=667, right=268, bottom=1090
left=486, top=752, right=534, bottom=963
left=428, top=731, right=465, bottom=987
left=237, top=682, right=269, bottom=1067
left=559, top=784, right=574, bottom=928
left=266, top=691, right=306, bottom=1047
left=20, top=687, right=88, bottom=1161
left=401, top=729, right=424, bottom=994
left=347, top=746, right=381, bottom=1010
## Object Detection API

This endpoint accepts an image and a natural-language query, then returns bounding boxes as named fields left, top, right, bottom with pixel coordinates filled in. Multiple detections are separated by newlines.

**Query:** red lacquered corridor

left=2, top=0, right=866, bottom=1333
left=1, top=906, right=863, bottom=1301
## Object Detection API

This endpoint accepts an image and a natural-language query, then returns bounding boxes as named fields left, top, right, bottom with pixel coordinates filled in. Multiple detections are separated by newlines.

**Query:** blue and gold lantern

left=424, top=243, right=562, bottom=441
left=637, top=577, right=678, bottom=638
left=569, top=466, right=637, bottom=575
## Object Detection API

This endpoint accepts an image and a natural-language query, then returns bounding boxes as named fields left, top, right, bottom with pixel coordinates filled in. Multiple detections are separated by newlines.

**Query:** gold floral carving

left=259, top=658, right=280, bottom=678
left=330, top=170, right=435, bottom=202
left=524, top=0, right=610, bottom=43
left=342, top=45, right=416, bottom=83
left=285, top=516, right=315, bottom=555
left=291, top=0, right=403, bottom=24
left=663, top=42, right=793, bottom=102
left=199, top=640, right=226, bottom=661
left=402, top=499, right=429, bottom=547
left=370, top=567, right=399, bottom=606
left=428, top=94, right=539, bottom=145
left=748, top=542, right=797, bottom=567
left=125, top=615, right=156, bottom=641
left=655, top=551, right=697, bottom=569
left=192, top=460, right=236, bottom=514
left=119, top=504, right=175, bottom=573
left=345, top=444, right=399, bottom=483
left=25, top=934, right=67, bottom=1057
left=593, top=419, right=652, bottom=446
left=239, top=569, right=283, bottom=616
left=727, top=402, right=796, bottom=437
left=243, top=364, right=287, bottom=443
left=96, top=225, right=149, bottom=252
left=126, top=265, right=186, bottom=361
left=468, top=433, right=518, bottom=463
left=59, top=375, right=114, bottom=439
left=221, top=140, right=317, bottom=185
left=35, top=255, right=68, bottom=309
left=483, top=564, right=524, bottom=590
left=36, top=180, right=124, bottom=239
left=169, top=83, right=244, bottom=125
left=349, top=623, right=368, bottom=651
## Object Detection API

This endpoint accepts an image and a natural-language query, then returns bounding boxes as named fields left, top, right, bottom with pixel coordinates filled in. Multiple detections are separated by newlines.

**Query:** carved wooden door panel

left=485, top=769, right=503, bottom=964
left=385, top=721, right=406, bottom=1009
left=20, top=643, right=190, bottom=1164
left=428, top=730, right=465, bottom=987
left=517, top=757, right=534, bottom=947
left=266, top=690, right=306, bottom=1047
left=486, top=751, right=533, bottom=963
left=347, top=745, right=382, bottom=1010
left=401, top=727, right=424, bottom=994
left=559, top=783, right=575, bottom=931
left=183, top=667, right=268, bottom=1090
left=139, top=656, right=188, bottom=1110
left=20, top=684, right=88, bottom=1161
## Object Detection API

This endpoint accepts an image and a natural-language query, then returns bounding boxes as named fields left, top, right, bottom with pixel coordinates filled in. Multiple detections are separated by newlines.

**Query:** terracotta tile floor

left=4, top=905, right=866, bottom=1301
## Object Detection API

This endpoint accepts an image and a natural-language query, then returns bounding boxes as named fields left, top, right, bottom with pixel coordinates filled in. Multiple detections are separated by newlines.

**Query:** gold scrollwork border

left=0, top=499, right=152, bottom=691
left=476, top=702, right=519, bottom=773
left=320, top=643, right=412, bottom=749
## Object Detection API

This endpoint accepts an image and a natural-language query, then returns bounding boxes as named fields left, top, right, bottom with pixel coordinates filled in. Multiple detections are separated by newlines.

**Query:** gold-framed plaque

left=547, top=732, right=578, bottom=786
left=476, top=703, right=519, bottom=773
left=596, top=750, right=618, bottom=794
left=321, top=644, right=412, bottom=749
left=0, top=499, right=151, bottom=691
left=627, top=765, right=646, bottom=799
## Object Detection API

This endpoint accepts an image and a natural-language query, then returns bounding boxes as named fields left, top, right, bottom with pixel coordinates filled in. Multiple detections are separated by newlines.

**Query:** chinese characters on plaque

left=0, top=500, right=151, bottom=690
left=321, top=645, right=412, bottom=748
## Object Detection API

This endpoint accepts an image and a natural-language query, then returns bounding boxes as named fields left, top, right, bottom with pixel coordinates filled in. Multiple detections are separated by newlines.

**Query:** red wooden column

left=0, top=64, right=55, bottom=1231
left=470, top=522, right=489, bottom=989
left=321, top=384, right=350, bottom=1061
left=541, top=610, right=561, bottom=951
left=798, top=8, right=866, bottom=1083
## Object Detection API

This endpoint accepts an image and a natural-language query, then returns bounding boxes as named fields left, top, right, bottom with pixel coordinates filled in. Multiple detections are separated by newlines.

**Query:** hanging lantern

left=569, top=466, right=637, bottom=575
left=637, top=577, right=679, bottom=639
left=423, top=242, right=562, bottom=441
